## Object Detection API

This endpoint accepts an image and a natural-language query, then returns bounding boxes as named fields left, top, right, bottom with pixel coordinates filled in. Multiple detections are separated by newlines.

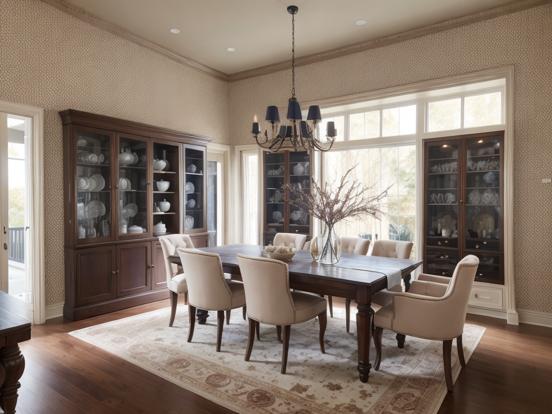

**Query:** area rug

left=70, top=307, right=485, bottom=414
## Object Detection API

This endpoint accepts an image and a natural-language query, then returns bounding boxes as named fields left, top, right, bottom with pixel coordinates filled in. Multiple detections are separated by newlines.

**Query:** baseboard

left=46, top=302, right=64, bottom=320
left=518, top=309, right=552, bottom=328
left=467, top=306, right=507, bottom=320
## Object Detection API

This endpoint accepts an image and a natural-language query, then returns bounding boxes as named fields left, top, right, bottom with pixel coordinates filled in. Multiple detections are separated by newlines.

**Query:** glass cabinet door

left=464, top=135, right=503, bottom=283
left=184, top=146, right=205, bottom=232
left=288, top=151, right=310, bottom=236
left=75, top=129, right=113, bottom=242
left=425, top=140, right=461, bottom=276
left=117, top=136, right=150, bottom=237
left=264, top=152, right=285, bottom=245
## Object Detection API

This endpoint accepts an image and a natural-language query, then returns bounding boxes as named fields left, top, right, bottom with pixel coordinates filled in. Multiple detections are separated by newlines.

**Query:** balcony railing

left=8, top=227, right=25, bottom=264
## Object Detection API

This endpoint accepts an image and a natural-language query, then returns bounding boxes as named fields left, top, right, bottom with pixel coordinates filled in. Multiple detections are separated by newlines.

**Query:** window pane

left=349, top=111, right=380, bottom=140
left=382, top=105, right=416, bottom=136
left=428, top=98, right=461, bottom=132
left=464, top=92, right=502, bottom=127
left=322, top=115, right=345, bottom=141
left=242, top=152, right=259, bottom=244
left=323, top=145, right=416, bottom=256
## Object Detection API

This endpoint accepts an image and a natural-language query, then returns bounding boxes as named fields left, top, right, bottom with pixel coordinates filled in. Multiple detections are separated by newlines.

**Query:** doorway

left=0, top=104, right=44, bottom=324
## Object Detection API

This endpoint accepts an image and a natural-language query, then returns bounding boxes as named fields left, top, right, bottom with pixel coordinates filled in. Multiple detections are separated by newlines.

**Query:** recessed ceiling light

left=355, top=19, right=367, bottom=26
left=169, top=28, right=181, bottom=34
left=226, top=47, right=236, bottom=53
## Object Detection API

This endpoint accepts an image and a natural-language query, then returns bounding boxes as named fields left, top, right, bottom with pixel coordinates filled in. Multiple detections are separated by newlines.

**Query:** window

left=382, top=105, right=416, bottom=136
left=323, top=145, right=416, bottom=254
left=241, top=151, right=259, bottom=244
left=427, top=98, right=462, bottom=132
left=464, top=91, right=502, bottom=128
left=349, top=110, right=380, bottom=139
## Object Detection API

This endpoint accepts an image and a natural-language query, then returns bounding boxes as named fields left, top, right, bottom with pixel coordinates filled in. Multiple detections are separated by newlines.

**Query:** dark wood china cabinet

left=61, top=110, right=210, bottom=320
left=263, top=151, right=312, bottom=245
left=424, top=131, right=504, bottom=285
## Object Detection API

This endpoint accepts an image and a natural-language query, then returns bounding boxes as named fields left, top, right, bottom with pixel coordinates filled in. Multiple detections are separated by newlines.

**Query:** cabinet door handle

left=112, top=270, right=118, bottom=275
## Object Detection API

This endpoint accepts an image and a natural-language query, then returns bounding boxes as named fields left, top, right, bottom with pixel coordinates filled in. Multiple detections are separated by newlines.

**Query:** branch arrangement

left=285, top=165, right=390, bottom=229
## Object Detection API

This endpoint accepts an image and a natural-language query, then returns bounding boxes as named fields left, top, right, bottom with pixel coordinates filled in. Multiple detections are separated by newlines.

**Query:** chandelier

left=251, top=5, right=337, bottom=152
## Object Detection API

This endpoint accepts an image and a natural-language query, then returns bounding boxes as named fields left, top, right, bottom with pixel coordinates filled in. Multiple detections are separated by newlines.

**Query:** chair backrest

left=440, top=255, right=479, bottom=335
left=273, top=233, right=307, bottom=249
left=371, top=240, right=413, bottom=259
left=177, top=249, right=232, bottom=310
left=237, top=255, right=296, bottom=326
left=159, top=234, right=194, bottom=282
left=340, top=237, right=370, bottom=255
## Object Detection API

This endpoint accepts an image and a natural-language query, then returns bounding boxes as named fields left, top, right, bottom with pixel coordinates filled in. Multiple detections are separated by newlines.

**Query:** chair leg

left=169, top=291, right=178, bottom=327
left=374, top=327, right=383, bottom=370
left=183, top=291, right=188, bottom=305
left=245, top=318, right=256, bottom=361
left=396, top=333, right=406, bottom=348
left=328, top=295, right=334, bottom=318
left=255, top=321, right=261, bottom=341
left=443, top=339, right=453, bottom=392
left=457, top=335, right=466, bottom=367
left=225, top=309, right=231, bottom=325
left=345, top=298, right=351, bottom=333
left=242, top=305, right=246, bottom=320
left=216, top=310, right=225, bottom=352
left=318, top=311, right=327, bottom=354
left=281, top=325, right=291, bottom=374
left=276, top=325, right=282, bottom=342
left=187, top=305, right=196, bottom=343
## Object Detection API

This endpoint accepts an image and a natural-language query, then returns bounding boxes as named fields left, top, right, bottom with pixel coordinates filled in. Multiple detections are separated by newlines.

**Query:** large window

left=323, top=145, right=416, bottom=248
left=241, top=151, right=259, bottom=244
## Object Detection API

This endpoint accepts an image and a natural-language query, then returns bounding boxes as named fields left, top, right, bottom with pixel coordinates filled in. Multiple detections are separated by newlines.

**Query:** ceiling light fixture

left=226, top=47, right=236, bottom=52
left=169, top=28, right=181, bottom=34
left=251, top=5, right=336, bottom=152
left=355, top=19, right=368, bottom=26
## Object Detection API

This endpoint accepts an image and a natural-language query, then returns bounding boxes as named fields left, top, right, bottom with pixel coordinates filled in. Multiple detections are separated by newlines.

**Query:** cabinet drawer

left=469, top=285, right=503, bottom=310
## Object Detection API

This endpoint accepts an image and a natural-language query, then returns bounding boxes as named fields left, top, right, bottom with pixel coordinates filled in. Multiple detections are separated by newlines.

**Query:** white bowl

left=156, top=180, right=170, bottom=192
left=159, top=200, right=171, bottom=212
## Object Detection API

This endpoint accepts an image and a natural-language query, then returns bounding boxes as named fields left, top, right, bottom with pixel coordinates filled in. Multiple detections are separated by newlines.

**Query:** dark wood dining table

left=169, top=244, right=422, bottom=383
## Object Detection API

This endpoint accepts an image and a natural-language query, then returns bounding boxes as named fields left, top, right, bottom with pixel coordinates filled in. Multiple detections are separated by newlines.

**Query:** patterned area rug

left=70, top=307, right=485, bottom=414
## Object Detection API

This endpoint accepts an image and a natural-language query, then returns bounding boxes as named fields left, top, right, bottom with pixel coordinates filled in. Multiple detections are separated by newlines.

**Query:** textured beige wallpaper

left=0, top=0, right=229, bottom=305
left=229, top=5, right=552, bottom=313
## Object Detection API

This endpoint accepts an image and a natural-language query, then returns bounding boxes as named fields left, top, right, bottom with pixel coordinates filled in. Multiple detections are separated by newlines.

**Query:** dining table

left=169, top=244, right=422, bottom=383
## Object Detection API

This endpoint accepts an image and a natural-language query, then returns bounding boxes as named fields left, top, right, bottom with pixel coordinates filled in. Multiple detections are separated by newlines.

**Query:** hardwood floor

left=17, top=299, right=552, bottom=414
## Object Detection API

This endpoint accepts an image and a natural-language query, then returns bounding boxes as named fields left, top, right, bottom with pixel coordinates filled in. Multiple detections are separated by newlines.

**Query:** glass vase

left=316, top=224, right=341, bottom=265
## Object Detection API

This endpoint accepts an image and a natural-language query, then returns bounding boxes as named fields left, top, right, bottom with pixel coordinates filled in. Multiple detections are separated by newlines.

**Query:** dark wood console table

left=0, top=292, right=31, bottom=414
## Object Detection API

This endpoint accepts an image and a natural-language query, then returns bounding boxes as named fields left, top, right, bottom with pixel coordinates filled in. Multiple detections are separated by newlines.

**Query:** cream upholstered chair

left=371, top=239, right=413, bottom=259
left=373, top=255, right=479, bottom=392
left=177, top=249, right=246, bottom=352
left=327, top=237, right=370, bottom=330
left=273, top=233, right=307, bottom=250
left=159, top=234, right=194, bottom=327
left=237, top=255, right=327, bottom=374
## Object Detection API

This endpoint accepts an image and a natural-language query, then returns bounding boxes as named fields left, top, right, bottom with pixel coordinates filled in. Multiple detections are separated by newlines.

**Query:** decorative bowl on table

left=262, top=245, right=296, bottom=262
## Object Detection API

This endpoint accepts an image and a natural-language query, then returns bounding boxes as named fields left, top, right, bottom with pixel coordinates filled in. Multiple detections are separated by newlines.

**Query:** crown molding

left=228, top=0, right=551, bottom=81
left=39, top=0, right=229, bottom=81
left=39, top=0, right=550, bottom=83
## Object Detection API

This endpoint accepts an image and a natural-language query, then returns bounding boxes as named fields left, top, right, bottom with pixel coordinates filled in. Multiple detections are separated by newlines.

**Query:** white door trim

left=0, top=100, right=45, bottom=325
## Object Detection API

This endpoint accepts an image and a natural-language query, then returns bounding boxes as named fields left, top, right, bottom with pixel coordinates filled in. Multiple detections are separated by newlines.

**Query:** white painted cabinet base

left=468, top=282, right=504, bottom=311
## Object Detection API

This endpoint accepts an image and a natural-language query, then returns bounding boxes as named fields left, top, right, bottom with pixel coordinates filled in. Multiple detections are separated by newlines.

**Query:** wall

left=229, top=4, right=552, bottom=314
left=0, top=0, right=229, bottom=306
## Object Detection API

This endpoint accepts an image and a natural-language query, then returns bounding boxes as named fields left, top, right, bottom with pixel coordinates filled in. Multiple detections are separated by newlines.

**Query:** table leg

left=197, top=310, right=209, bottom=324
left=0, top=345, right=25, bottom=414
left=356, top=302, right=373, bottom=382
left=396, top=272, right=412, bottom=348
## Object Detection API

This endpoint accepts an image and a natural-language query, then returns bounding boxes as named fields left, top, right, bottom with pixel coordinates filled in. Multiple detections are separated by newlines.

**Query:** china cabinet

left=61, top=110, right=210, bottom=320
left=263, top=151, right=312, bottom=245
left=424, top=131, right=504, bottom=285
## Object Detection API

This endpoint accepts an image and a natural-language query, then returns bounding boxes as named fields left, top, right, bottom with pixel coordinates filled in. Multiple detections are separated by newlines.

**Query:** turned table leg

left=0, top=345, right=25, bottom=414
left=356, top=299, right=373, bottom=382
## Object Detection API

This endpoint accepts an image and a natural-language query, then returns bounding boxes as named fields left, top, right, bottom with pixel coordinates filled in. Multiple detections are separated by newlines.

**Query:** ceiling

left=62, top=0, right=516, bottom=75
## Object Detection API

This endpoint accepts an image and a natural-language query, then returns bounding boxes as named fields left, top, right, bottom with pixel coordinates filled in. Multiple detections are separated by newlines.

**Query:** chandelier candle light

left=252, top=5, right=337, bottom=152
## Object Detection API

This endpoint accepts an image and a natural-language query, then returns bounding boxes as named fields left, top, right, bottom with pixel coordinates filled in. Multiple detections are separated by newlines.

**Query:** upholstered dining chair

left=177, top=249, right=246, bottom=352
left=159, top=234, right=194, bottom=327
left=327, top=237, right=370, bottom=331
left=237, top=254, right=327, bottom=374
left=273, top=232, right=307, bottom=250
left=373, top=255, right=479, bottom=392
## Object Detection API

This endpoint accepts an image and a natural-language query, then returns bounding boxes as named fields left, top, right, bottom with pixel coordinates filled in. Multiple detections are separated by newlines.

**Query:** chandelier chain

left=291, top=11, right=295, bottom=97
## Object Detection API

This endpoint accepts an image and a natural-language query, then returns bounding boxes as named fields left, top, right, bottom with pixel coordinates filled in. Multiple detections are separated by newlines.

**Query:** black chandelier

left=251, top=5, right=337, bottom=152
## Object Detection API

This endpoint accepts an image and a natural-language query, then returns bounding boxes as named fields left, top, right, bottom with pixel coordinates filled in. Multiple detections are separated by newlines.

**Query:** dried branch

left=285, top=165, right=390, bottom=228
